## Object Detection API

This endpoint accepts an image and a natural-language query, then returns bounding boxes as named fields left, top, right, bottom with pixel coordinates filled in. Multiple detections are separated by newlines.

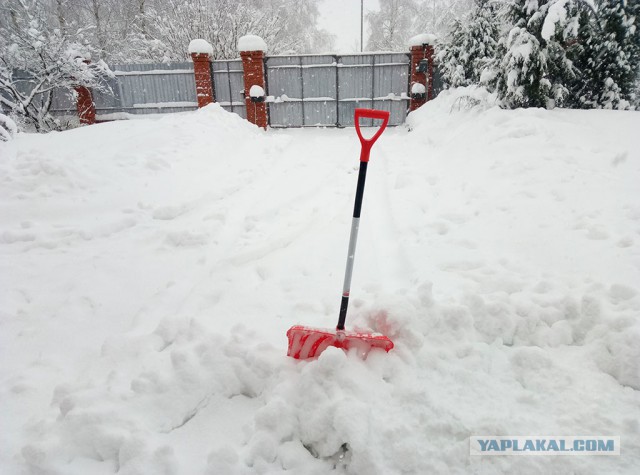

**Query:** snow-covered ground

left=1, top=89, right=639, bottom=474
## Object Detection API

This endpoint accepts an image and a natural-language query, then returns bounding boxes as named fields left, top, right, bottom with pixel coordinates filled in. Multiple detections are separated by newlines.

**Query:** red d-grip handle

left=354, top=108, right=390, bottom=162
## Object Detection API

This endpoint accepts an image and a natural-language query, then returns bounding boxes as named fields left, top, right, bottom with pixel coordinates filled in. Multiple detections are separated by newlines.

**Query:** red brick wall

left=409, top=44, right=434, bottom=112
left=75, top=85, right=96, bottom=125
left=240, top=50, right=268, bottom=129
left=191, top=53, right=214, bottom=108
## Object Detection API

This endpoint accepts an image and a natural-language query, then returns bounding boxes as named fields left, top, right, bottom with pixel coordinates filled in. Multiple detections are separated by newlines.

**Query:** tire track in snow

left=360, top=136, right=416, bottom=289
left=167, top=134, right=351, bottom=318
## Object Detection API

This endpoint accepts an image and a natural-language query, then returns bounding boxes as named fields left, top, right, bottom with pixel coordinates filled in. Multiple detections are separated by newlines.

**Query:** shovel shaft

left=336, top=109, right=389, bottom=332
left=337, top=162, right=368, bottom=330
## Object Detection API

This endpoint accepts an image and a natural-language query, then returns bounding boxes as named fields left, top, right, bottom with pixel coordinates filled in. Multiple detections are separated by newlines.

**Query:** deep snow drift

left=1, top=91, right=639, bottom=474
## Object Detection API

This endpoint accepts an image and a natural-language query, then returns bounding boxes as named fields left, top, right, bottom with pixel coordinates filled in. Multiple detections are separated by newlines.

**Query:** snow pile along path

left=1, top=95, right=639, bottom=474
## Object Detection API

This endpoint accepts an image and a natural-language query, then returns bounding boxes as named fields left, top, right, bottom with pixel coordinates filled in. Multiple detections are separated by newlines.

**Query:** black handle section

left=337, top=295, right=349, bottom=331
left=352, top=161, right=368, bottom=218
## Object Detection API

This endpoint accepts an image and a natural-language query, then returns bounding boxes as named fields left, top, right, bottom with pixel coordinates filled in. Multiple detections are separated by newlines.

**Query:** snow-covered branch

left=0, top=0, right=113, bottom=131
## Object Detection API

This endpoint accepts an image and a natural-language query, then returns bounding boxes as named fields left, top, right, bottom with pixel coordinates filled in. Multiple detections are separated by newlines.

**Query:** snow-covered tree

left=367, top=0, right=475, bottom=51
left=0, top=0, right=113, bottom=131
left=146, top=0, right=334, bottom=60
left=492, top=0, right=578, bottom=108
left=0, top=113, right=18, bottom=142
left=414, top=0, right=476, bottom=39
left=436, top=0, right=500, bottom=88
left=570, top=0, right=639, bottom=109
left=367, top=0, right=420, bottom=51
left=2, top=0, right=334, bottom=64
left=269, top=0, right=335, bottom=54
left=489, top=0, right=639, bottom=109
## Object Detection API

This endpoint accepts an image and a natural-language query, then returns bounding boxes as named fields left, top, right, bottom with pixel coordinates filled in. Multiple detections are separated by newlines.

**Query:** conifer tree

left=493, top=0, right=577, bottom=108
left=437, top=0, right=501, bottom=88
left=572, top=0, right=639, bottom=109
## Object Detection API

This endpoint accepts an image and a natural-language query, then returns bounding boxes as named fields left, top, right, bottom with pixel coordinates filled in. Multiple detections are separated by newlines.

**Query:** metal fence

left=44, top=62, right=198, bottom=119
left=97, top=62, right=197, bottom=117
left=210, top=59, right=246, bottom=119
left=263, top=53, right=410, bottom=127
left=40, top=52, right=418, bottom=126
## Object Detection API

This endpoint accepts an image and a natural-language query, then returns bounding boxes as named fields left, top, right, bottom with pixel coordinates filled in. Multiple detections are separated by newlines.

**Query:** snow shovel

left=287, top=108, right=394, bottom=359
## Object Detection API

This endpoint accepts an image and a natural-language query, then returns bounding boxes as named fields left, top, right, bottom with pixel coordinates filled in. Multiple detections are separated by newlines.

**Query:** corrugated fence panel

left=50, top=88, right=76, bottom=116
left=212, top=60, right=246, bottom=119
left=372, top=53, right=410, bottom=126
left=10, top=71, right=76, bottom=118
left=8, top=53, right=418, bottom=126
left=338, top=55, right=374, bottom=127
left=109, top=62, right=197, bottom=115
left=266, top=56, right=303, bottom=126
left=302, top=55, right=337, bottom=126
left=90, top=76, right=120, bottom=111
left=265, top=53, right=409, bottom=127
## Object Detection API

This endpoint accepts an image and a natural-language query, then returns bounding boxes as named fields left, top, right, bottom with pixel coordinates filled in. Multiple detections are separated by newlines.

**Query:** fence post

left=75, top=84, right=96, bottom=125
left=238, top=35, right=268, bottom=129
left=408, top=34, right=436, bottom=112
left=189, top=39, right=215, bottom=108
left=75, top=58, right=96, bottom=125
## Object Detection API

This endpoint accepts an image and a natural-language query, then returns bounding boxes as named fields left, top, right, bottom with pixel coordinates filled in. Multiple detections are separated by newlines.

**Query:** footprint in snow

left=165, top=230, right=209, bottom=248
left=585, top=225, right=609, bottom=241
left=616, top=237, right=633, bottom=248
left=611, top=151, right=627, bottom=167
left=153, top=205, right=188, bottom=220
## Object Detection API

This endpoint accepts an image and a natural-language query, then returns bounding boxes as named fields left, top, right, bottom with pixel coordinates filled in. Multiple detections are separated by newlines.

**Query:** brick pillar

left=191, top=52, right=214, bottom=108
left=409, top=44, right=434, bottom=112
left=240, top=50, right=268, bottom=129
left=74, top=58, right=96, bottom=125
left=75, top=85, right=96, bottom=125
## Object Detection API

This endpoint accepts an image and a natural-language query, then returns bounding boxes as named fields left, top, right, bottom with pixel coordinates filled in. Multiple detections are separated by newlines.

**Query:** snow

left=1, top=93, right=640, bottom=473
left=249, top=85, right=265, bottom=98
left=238, top=35, right=267, bottom=52
left=0, top=114, right=18, bottom=142
left=114, top=69, right=193, bottom=76
left=542, top=0, right=570, bottom=41
left=411, top=82, right=426, bottom=94
left=188, top=39, right=213, bottom=56
left=95, top=112, right=175, bottom=121
left=408, top=33, right=437, bottom=47
left=132, top=101, right=198, bottom=109
left=65, top=46, right=91, bottom=61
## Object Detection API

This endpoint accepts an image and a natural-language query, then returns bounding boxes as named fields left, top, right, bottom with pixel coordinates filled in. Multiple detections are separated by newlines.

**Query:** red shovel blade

left=286, top=325, right=394, bottom=360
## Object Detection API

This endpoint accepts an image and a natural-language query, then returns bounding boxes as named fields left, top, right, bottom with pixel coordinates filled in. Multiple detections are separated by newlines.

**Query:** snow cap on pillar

left=407, top=33, right=437, bottom=48
left=238, top=35, right=267, bottom=53
left=189, top=39, right=214, bottom=107
left=188, top=39, right=213, bottom=56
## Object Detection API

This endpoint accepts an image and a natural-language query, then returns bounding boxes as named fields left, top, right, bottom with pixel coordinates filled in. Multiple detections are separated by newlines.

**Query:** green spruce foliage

left=571, top=0, right=639, bottom=109
left=438, top=0, right=639, bottom=109
left=437, top=0, right=500, bottom=88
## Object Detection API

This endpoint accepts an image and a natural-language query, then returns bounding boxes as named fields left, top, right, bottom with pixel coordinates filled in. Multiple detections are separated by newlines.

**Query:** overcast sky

left=317, top=0, right=381, bottom=53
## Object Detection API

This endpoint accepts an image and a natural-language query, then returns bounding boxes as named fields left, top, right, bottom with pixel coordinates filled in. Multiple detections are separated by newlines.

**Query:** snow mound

left=188, top=39, right=213, bottom=56
left=238, top=35, right=267, bottom=52
left=407, top=86, right=498, bottom=125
